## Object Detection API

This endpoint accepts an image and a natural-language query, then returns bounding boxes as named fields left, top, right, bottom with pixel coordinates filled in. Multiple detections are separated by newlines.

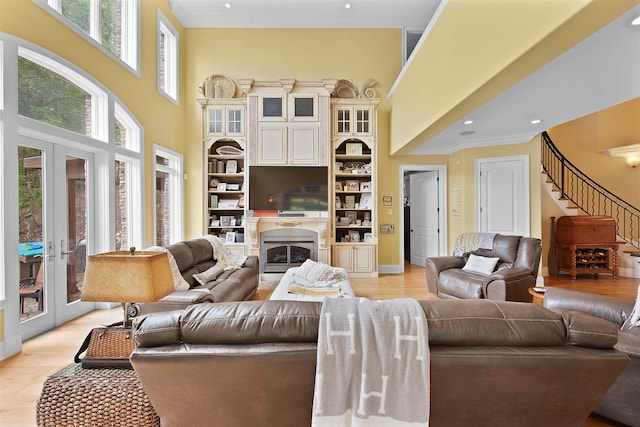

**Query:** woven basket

left=37, top=363, right=160, bottom=427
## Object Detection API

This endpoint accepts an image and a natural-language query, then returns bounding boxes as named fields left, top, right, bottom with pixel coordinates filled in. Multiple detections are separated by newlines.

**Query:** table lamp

left=81, top=247, right=174, bottom=327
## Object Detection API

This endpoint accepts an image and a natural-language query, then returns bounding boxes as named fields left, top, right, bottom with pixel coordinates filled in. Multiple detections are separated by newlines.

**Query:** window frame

left=152, top=144, right=183, bottom=245
left=36, top=0, right=140, bottom=75
left=157, top=10, right=179, bottom=104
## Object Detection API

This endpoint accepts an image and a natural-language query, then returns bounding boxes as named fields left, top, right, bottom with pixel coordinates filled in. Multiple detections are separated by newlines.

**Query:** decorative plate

left=333, top=79, right=357, bottom=98
left=207, top=74, right=236, bottom=98
left=216, top=145, right=244, bottom=155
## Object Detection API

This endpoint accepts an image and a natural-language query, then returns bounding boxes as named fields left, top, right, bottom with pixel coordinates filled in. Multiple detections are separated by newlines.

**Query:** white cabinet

left=249, top=83, right=330, bottom=166
left=204, top=101, right=245, bottom=138
left=256, top=124, right=320, bottom=165
left=333, top=105, right=374, bottom=138
left=199, top=94, right=247, bottom=255
left=331, top=97, right=379, bottom=277
left=289, top=125, right=319, bottom=165
left=257, top=124, right=287, bottom=165
left=333, top=244, right=376, bottom=276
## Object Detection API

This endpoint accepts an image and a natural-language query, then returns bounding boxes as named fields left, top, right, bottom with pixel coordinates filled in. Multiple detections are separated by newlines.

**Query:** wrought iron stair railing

left=541, top=131, right=640, bottom=250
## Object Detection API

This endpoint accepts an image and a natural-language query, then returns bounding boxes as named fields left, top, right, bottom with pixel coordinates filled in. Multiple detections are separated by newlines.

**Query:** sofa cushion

left=462, top=254, right=499, bottom=275
left=180, top=301, right=321, bottom=344
left=421, top=299, right=568, bottom=347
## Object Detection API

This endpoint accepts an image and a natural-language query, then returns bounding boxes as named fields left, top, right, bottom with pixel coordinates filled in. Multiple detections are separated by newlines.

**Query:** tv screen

left=249, top=166, right=329, bottom=211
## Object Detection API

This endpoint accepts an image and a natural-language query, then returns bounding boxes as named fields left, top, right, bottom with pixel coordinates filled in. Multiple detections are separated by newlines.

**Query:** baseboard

left=379, top=265, right=403, bottom=274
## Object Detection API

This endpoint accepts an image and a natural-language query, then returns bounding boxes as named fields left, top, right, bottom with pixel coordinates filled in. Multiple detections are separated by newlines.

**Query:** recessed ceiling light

left=224, top=3, right=231, bottom=8
left=345, top=3, right=351, bottom=9
left=632, top=16, right=640, bottom=26
left=463, top=120, right=473, bottom=125
left=530, top=119, right=543, bottom=125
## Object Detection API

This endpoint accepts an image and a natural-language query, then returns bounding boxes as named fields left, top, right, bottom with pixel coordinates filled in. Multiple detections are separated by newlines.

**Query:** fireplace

left=260, top=229, right=317, bottom=273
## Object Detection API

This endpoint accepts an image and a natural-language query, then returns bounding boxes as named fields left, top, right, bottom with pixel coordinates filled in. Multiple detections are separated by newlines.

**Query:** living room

left=2, top=0, right=640, bottom=425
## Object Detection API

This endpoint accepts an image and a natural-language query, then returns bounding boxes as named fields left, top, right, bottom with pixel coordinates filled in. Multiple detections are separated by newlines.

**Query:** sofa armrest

left=425, top=256, right=465, bottom=273
left=484, top=267, right=532, bottom=283
left=425, top=256, right=466, bottom=295
left=159, top=290, right=215, bottom=304
left=544, top=287, right=634, bottom=328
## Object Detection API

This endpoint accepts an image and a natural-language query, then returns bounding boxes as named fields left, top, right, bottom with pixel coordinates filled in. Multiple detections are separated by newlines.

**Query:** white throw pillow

left=462, top=254, right=499, bottom=275
left=193, top=264, right=225, bottom=286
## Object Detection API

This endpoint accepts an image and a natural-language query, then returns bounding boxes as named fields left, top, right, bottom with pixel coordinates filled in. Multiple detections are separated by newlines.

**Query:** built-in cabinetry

left=248, top=81, right=331, bottom=166
left=198, top=77, right=380, bottom=271
left=199, top=96, right=248, bottom=256
left=331, top=97, right=380, bottom=277
left=554, top=215, right=618, bottom=279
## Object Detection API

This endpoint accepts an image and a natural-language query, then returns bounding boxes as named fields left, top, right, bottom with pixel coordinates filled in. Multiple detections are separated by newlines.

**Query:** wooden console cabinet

left=554, top=215, right=618, bottom=279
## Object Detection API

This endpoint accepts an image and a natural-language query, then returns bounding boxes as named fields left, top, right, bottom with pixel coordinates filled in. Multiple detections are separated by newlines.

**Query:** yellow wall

left=447, top=138, right=543, bottom=249
left=389, top=0, right=638, bottom=156
left=0, top=0, right=187, bottom=246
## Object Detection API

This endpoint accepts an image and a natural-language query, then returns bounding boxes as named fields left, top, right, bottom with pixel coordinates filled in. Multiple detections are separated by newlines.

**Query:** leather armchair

left=425, top=234, right=542, bottom=302
left=544, top=287, right=640, bottom=427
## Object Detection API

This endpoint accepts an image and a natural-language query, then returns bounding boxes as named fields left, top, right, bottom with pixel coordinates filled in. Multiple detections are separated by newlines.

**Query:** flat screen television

left=248, top=166, right=328, bottom=211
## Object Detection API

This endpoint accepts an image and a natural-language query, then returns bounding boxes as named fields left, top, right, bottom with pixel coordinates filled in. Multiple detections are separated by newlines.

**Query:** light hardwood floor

left=0, top=263, right=636, bottom=427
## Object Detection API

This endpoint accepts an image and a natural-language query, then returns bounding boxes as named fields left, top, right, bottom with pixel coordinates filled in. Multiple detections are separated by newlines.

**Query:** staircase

left=541, top=131, right=640, bottom=276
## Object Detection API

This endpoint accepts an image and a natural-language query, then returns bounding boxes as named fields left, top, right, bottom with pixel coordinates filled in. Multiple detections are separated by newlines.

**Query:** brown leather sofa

left=131, top=237, right=259, bottom=315
left=131, top=299, right=628, bottom=427
left=425, top=234, right=542, bottom=302
left=544, top=287, right=640, bottom=427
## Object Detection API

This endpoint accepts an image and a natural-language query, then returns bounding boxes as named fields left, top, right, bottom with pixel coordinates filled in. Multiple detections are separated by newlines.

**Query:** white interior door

left=476, top=155, right=529, bottom=236
left=410, top=171, right=440, bottom=266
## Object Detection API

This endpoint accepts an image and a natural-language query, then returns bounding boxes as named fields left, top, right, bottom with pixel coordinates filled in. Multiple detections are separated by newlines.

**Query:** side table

left=528, top=287, right=546, bottom=306
left=37, top=363, right=159, bottom=427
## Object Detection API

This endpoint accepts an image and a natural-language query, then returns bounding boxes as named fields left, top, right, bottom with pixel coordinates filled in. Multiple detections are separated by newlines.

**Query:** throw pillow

left=193, top=264, right=225, bottom=286
left=462, top=254, right=499, bottom=275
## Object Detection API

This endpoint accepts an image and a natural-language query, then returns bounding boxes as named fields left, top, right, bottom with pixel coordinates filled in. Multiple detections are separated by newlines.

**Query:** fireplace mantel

left=246, top=216, right=331, bottom=265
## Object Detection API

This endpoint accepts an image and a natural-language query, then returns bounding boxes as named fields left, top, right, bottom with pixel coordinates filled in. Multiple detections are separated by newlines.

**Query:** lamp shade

left=81, top=251, right=174, bottom=303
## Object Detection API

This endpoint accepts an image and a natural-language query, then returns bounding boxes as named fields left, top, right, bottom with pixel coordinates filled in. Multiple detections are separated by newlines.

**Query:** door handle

left=47, top=241, right=56, bottom=259
left=60, top=240, right=70, bottom=259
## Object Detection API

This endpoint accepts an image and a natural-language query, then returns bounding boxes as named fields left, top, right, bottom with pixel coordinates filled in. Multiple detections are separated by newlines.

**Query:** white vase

left=214, top=81, right=223, bottom=98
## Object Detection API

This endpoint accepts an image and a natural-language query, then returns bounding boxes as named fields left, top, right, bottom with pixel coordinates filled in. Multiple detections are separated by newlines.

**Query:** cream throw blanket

left=453, top=232, right=497, bottom=256
left=312, top=298, right=430, bottom=427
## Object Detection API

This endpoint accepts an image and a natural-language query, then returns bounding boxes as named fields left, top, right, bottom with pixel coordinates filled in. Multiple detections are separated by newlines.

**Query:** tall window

left=114, top=104, right=143, bottom=248
left=38, top=0, right=139, bottom=72
left=157, top=11, right=178, bottom=102
left=153, top=145, right=183, bottom=245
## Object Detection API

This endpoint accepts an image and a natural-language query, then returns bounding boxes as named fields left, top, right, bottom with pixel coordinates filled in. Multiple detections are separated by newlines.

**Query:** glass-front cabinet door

left=206, top=104, right=245, bottom=137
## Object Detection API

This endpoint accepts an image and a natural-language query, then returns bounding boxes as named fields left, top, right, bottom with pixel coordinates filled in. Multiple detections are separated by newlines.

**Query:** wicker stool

left=37, top=363, right=160, bottom=427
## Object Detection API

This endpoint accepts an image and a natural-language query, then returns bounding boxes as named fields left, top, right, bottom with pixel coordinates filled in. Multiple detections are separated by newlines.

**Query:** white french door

left=19, top=138, right=95, bottom=340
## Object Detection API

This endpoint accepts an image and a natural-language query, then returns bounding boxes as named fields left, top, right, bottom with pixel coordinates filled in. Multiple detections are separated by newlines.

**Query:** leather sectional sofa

left=544, top=287, right=640, bottom=427
left=131, top=298, right=628, bottom=427
left=425, top=234, right=542, bottom=302
left=131, top=237, right=259, bottom=315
